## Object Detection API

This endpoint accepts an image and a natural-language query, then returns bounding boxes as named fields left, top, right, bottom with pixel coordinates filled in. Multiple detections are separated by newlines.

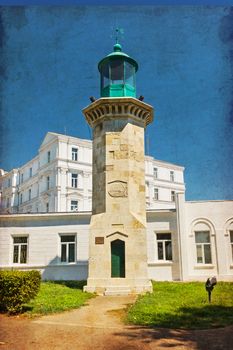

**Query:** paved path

left=0, top=296, right=232, bottom=349
left=33, top=295, right=136, bottom=330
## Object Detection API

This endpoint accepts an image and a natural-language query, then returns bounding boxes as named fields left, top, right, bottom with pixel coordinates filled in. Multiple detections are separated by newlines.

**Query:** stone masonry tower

left=83, top=41, right=153, bottom=295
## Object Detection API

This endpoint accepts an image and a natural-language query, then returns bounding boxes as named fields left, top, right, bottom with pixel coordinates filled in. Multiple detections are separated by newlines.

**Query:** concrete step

left=104, top=286, right=132, bottom=296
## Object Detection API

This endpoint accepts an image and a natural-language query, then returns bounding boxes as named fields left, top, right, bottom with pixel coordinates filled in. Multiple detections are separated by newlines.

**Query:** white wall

left=146, top=211, right=181, bottom=281
left=0, top=214, right=90, bottom=281
left=183, top=200, right=233, bottom=281
left=0, top=201, right=233, bottom=282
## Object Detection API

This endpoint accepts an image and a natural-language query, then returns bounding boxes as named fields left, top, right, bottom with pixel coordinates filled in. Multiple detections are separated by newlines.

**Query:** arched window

left=191, top=220, right=215, bottom=265
left=230, top=231, right=233, bottom=262
left=195, top=231, right=212, bottom=264
left=225, top=219, right=233, bottom=264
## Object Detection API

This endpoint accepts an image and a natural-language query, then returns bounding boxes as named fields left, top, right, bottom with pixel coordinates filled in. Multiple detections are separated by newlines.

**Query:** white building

left=0, top=132, right=185, bottom=214
left=0, top=197, right=232, bottom=282
left=0, top=133, right=232, bottom=283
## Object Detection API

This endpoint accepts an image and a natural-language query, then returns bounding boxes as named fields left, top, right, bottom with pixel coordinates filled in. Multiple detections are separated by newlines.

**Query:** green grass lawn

left=126, top=281, right=233, bottom=329
left=25, top=280, right=93, bottom=316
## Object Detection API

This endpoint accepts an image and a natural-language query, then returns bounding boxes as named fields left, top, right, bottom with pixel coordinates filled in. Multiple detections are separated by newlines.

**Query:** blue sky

left=0, top=6, right=233, bottom=200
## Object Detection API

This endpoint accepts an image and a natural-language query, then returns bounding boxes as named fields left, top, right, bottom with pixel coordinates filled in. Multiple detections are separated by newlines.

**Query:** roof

left=98, top=43, right=138, bottom=72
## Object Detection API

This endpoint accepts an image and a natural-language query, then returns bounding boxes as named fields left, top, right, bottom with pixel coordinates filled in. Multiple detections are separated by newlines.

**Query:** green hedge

left=0, top=270, right=41, bottom=314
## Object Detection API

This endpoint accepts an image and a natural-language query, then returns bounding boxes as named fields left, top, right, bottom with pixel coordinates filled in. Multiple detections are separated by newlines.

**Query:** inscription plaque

left=95, top=237, right=104, bottom=244
left=108, top=180, right=128, bottom=198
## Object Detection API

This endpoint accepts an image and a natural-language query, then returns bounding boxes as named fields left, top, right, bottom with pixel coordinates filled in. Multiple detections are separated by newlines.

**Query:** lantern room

left=98, top=43, right=138, bottom=98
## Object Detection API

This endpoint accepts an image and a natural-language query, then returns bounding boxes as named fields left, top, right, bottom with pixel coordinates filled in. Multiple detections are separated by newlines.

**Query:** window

left=60, top=235, right=75, bottom=263
left=29, top=189, right=31, bottom=201
left=20, top=193, right=23, bottom=204
left=46, top=202, right=49, bottom=212
left=101, top=62, right=110, bottom=89
left=8, top=178, right=11, bottom=187
left=154, top=188, right=159, bottom=200
left=171, top=190, right=176, bottom=202
left=71, top=200, right=78, bottom=211
left=21, top=173, right=24, bottom=183
left=110, top=59, right=124, bottom=84
left=230, top=231, right=233, bottom=262
left=29, top=167, right=32, bottom=177
left=13, top=237, right=28, bottom=264
left=46, top=176, right=50, bottom=190
left=72, top=148, right=78, bottom=161
left=153, top=167, right=158, bottom=178
left=125, top=61, right=135, bottom=86
left=195, top=231, right=212, bottom=264
left=170, top=171, right=174, bottom=182
left=156, top=233, right=172, bottom=261
left=7, top=198, right=10, bottom=208
left=145, top=181, right=149, bottom=197
left=47, top=151, right=51, bottom=163
left=71, top=173, right=78, bottom=188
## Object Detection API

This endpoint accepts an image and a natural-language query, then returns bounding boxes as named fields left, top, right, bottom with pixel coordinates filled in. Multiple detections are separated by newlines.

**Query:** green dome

left=98, top=44, right=138, bottom=72
left=113, top=43, right=122, bottom=52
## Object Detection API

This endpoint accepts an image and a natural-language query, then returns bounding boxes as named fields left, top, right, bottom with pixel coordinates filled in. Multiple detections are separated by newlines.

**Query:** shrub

left=0, top=270, right=41, bottom=314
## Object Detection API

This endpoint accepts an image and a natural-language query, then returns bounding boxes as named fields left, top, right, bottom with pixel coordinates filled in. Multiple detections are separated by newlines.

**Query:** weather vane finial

left=115, top=27, right=124, bottom=44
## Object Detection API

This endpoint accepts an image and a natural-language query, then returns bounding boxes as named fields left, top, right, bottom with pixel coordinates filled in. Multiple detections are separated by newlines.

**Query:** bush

left=0, top=270, right=41, bottom=314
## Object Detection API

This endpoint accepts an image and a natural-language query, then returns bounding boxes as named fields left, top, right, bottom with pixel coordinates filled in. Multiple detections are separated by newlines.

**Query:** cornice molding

left=83, top=97, right=154, bottom=128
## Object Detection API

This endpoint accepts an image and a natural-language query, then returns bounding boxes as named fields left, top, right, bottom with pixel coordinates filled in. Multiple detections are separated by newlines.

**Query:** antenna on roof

left=64, top=126, right=67, bottom=135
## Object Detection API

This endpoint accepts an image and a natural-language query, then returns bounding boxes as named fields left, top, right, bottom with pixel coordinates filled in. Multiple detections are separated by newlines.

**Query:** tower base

left=84, top=278, right=153, bottom=295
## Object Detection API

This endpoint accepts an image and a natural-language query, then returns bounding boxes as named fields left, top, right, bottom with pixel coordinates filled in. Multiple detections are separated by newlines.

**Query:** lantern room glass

left=111, top=59, right=124, bottom=84
left=101, top=63, right=110, bottom=89
left=100, top=60, right=136, bottom=95
left=125, top=61, right=135, bottom=86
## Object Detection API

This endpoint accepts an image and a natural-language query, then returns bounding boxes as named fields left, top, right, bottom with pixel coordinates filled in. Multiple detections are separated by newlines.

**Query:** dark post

left=205, top=277, right=217, bottom=303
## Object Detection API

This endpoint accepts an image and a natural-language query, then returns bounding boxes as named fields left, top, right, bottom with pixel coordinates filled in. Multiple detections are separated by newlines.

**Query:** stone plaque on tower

left=83, top=40, right=154, bottom=295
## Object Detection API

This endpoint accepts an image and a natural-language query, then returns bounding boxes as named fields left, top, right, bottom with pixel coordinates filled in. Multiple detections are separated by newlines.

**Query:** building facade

left=0, top=197, right=232, bottom=282
left=0, top=136, right=232, bottom=284
left=0, top=132, right=185, bottom=214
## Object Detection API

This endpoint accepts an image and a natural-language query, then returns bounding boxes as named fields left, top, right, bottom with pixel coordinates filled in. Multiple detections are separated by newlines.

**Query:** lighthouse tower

left=83, top=41, right=153, bottom=295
